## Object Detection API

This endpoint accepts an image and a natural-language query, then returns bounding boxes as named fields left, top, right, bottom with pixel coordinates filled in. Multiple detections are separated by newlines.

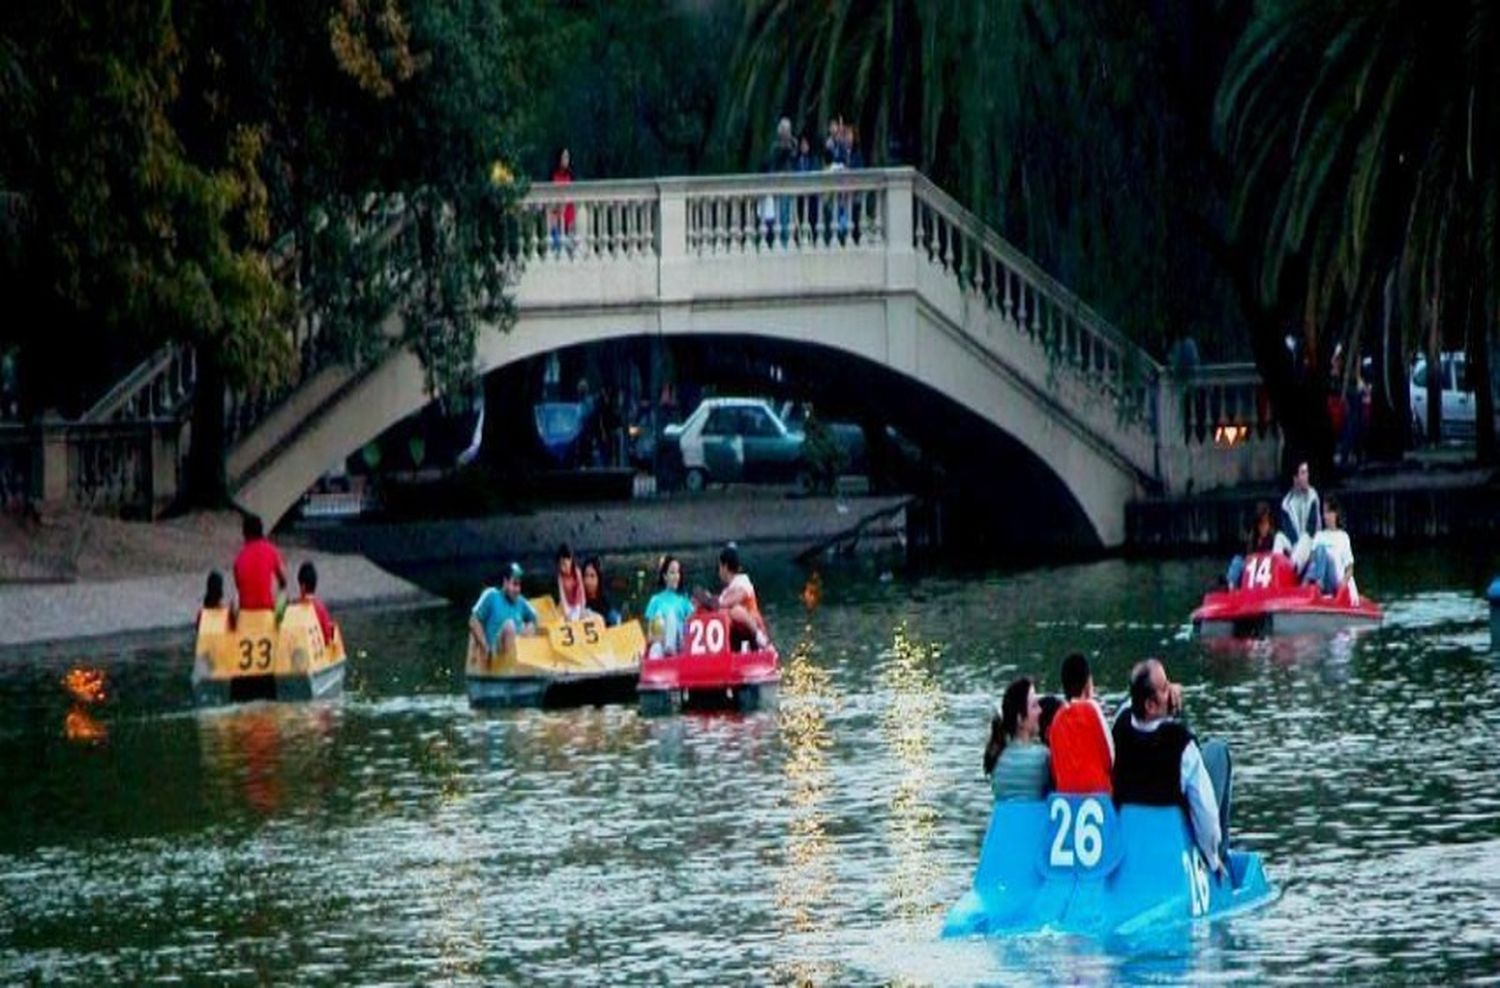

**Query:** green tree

left=2, top=0, right=530, bottom=505
left=717, top=0, right=1250, bottom=362
left=515, top=0, right=737, bottom=180
left=1217, top=0, right=1500, bottom=464
left=169, top=0, right=526, bottom=502
left=0, top=2, right=290, bottom=430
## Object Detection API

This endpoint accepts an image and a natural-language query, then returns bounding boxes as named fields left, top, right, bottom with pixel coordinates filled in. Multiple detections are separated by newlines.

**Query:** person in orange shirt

left=297, top=561, right=337, bottom=647
left=1047, top=652, right=1115, bottom=794
left=697, top=544, right=769, bottom=649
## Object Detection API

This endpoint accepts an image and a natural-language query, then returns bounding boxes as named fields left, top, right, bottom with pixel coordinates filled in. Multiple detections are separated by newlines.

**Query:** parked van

left=1410, top=351, right=1500, bottom=441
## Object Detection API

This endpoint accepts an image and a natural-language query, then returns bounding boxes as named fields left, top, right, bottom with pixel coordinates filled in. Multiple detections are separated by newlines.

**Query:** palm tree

left=1217, top=0, right=1500, bottom=463
left=716, top=1, right=1248, bottom=360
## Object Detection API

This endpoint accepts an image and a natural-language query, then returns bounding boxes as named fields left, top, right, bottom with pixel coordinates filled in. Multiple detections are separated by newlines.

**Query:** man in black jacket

left=1112, top=659, right=1230, bottom=875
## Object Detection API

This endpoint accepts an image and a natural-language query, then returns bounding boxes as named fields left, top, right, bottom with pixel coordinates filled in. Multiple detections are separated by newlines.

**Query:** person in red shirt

left=549, top=147, right=575, bottom=250
left=233, top=514, right=287, bottom=612
left=1048, top=652, right=1115, bottom=794
left=297, top=561, right=337, bottom=647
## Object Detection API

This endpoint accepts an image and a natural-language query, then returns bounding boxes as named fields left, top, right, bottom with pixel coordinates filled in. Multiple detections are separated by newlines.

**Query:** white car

left=1410, top=352, right=1481, bottom=440
left=660, top=397, right=807, bottom=492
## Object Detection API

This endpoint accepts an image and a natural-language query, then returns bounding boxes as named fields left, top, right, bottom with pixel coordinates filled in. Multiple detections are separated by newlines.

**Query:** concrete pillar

left=884, top=170, right=916, bottom=294
left=36, top=416, right=69, bottom=506
left=150, top=422, right=180, bottom=516
left=657, top=180, right=688, bottom=305
left=1152, top=372, right=1184, bottom=494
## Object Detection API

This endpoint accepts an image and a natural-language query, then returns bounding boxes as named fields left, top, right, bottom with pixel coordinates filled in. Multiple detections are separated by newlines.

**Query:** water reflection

left=61, top=666, right=108, bottom=745
left=196, top=704, right=338, bottom=817
left=878, top=623, right=943, bottom=921
left=774, top=626, right=840, bottom=988
left=6, top=558, right=1500, bottom=982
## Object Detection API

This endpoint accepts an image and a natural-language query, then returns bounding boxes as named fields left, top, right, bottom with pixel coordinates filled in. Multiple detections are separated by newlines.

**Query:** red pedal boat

left=1191, top=551, right=1382, bottom=638
left=638, top=611, right=780, bottom=714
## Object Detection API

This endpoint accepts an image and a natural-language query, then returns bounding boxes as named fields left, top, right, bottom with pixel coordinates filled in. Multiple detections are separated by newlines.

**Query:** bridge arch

left=237, top=296, right=1143, bottom=546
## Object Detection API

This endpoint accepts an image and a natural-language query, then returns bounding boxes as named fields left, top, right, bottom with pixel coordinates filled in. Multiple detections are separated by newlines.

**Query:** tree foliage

left=515, top=0, right=737, bottom=181
left=1, top=0, right=532, bottom=501
left=1217, top=0, right=1500, bottom=461
left=0, top=2, right=291, bottom=415
left=717, top=0, right=1250, bottom=359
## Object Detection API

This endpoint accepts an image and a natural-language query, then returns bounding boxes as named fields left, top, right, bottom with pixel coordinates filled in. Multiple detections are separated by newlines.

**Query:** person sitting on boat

left=582, top=555, right=621, bottom=626
left=1279, top=460, right=1322, bottom=572
left=1048, top=652, right=1114, bottom=794
left=555, top=543, right=587, bottom=621
left=644, top=555, right=694, bottom=658
left=1225, top=501, right=1295, bottom=589
left=1113, top=659, right=1230, bottom=875
left=1302, top=496, right=1356, bottom=599
left=982, top=677, right=1051, bottom=801
left=198, top=571, right=227, bottom=623
left=233, top=513, right=287, bottom=615
left=470, top=562, right=540, bottom=657
left=1038, top=694, right=1063, bottom=745
left=203, top=570, right=225, bottom=608
left=297, top=561, right=337, bottom=647
left=697, top=544, right=770, bottom=649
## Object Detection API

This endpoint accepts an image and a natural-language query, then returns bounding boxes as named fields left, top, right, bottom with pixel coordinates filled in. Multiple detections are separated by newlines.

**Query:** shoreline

left=0, top=552, right=440, bottom=652
left=0, top=492, right=910, bottom=651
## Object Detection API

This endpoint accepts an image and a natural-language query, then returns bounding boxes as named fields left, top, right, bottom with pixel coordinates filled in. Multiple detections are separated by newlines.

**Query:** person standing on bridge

left=549, top=147, right=575, bottom=252
left=232, top=513, right=287, bottom=615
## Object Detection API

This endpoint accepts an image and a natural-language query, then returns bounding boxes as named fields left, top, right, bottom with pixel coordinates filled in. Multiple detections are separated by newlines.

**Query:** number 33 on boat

left=192, top=604, right=348, bottom=705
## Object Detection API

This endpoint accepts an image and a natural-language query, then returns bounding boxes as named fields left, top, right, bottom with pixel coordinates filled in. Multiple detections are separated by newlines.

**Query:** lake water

left=2, top=548, right=1498, bottom=984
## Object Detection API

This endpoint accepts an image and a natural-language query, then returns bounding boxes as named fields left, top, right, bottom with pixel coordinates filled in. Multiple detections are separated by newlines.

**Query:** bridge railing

left=1157, top=363, right=1281, bottom=493
left=0, top=420, right=181, bottom=517
left=82, top=346, right=197, bottom=423
left=909, top=174, right=1161, bottom=421
left=516, top=180, right=662, bottom=262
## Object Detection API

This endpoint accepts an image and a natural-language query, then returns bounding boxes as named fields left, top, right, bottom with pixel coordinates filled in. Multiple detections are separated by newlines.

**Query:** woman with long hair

left=581, top=555, right=620, bottom=626
left=644, top=555, right=694, bottom=658
left=982, top=676, right=1051, bottom=801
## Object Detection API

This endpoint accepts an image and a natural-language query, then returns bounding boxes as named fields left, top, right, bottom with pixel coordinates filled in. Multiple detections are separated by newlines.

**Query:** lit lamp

left=1212, top=423, right=1249, bottom=448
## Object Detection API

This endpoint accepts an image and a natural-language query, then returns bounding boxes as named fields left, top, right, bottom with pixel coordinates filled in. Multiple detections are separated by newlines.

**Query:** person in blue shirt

left=469, top=562, right=539, bottom=657
left=644, top=555, right=695, bottom=658
left=983, top=676, right=1052, bottom=801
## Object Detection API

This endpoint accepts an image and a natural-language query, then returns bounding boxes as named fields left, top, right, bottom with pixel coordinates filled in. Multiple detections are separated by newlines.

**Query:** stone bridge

left=72, top=169, right=1281, bottom=547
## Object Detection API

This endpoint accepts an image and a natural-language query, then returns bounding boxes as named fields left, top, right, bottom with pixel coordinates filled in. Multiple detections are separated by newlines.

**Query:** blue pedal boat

left=942, top=794, right=1275, bottom=944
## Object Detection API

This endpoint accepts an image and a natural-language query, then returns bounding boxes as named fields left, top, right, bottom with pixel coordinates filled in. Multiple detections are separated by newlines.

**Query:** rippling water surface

left=3, top=548, right=1499, bottom=984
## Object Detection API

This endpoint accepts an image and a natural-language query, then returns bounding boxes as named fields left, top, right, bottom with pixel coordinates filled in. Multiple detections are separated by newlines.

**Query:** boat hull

left=467, top=669, right=641, bottom=709
left=638, top=679, right=779, bottom=716
left=636, top=631, right=781, bottom=716
left=1191, top=584, right=1382, bottom=639
left=192, top=661, right=346, bottom=705
left=464, top=616, right=644, bottom=710
left=942, top=795, right=1276, bottom=945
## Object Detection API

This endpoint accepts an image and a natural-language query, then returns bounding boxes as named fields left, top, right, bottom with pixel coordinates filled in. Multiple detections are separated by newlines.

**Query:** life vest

left=1112, top=717, right=1192, bottom=808
left=1048, top=700, right=1114, bottom=794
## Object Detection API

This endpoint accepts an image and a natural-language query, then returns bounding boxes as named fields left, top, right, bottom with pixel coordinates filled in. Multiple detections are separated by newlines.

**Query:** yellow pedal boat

left=466, top=597, right=644, bottom=708
left=193, top=604, right=348, bottom=705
